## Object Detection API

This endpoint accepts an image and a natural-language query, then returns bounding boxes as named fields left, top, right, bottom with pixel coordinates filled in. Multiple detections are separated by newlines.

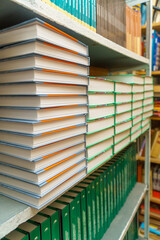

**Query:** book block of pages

left=0, top=151, right=86, bottom=185
left=132, top=107, right=143, bottom=117
left=116, top=102, right=131, bottom=114
left=114, top=129, right=130, bottom=144
left=145, top=84, right=153, bottom=91
left=0, top=124, right=87, bottom=148
left=116, top=111, right=132, bottom=124
left=107, top=74, right=144, bottom=84
left=0, top=115, right=86, bottom=134
left=0, top=134, right=85, bottom=160
left=88, top=77, right=114, bottom=92
left=142, top=118, right=150, bottom=127
left=0, top=95, right=87, bottom=107
left=143, top=104, right=154, bottom=113
left=114, top=136, right=130, bottom=154
left=0, top=18, right=88, bottom=56
left=0, top=69, right=89, bottom=85
left=142, top=123, right=150, bottom=134
left=0, top=82, right=87, bottom=95
left=86, top=127, right=114, bottom=147
left=145, top=76, right=153, bottom=85
left=133, top=92, right=144, bottom=101
left=131, top=121, right=141, bottom=134
left=115, top=120, right=132, bottom=135
left=0, top=169, right=86, bottom=209
left=0, top=55, right=88, bottom=76
left=144, top=91, right=154, bottom=98
left=132, top=100, right=143, bottom=109
left=131, top=128, right=142, bottom=141
left=132, top=114, right=142, bottom=126
left=0, top=105, right=88, bottom=121
left=87, top=147, right=113, bottom=173
left=143, top=97, right=153, bottom=106
left=0, top=142, right=85, bottom=172
left=88, top=105, right=115, bottom=120
left=116, top=93, right=132, bottom=103
left=115, top=82, right=132, bottom=93
left=88, top=93, right=114, bottom=106
left=87, top=137, right=113, bottom=161
left=87, top=116, right=114, bottom=134
left=132, top=84, right=144, bottom=93
left=0, top=40, right=89, bottom=66
left=143, top=110, right=153, bottom=120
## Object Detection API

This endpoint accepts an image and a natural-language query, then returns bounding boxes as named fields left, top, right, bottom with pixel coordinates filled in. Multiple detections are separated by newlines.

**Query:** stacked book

left=0, top=18, right=89, bottom=209
left=142, top=76, right=154, bottom=133
left=86, top=77, right=114, bottom=173
left=2, top=143, right=137, bottom=240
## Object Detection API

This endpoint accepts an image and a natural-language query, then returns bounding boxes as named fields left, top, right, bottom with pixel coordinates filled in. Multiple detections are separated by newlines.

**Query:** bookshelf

left=0, top=0, right=152, bottom=239
left=152, top=71, right=160, bottom=75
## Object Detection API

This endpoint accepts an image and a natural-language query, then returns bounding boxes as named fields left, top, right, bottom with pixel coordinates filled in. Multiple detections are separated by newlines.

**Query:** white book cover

left=87, top=116, right=114, bottom=134
left=88, top=105, right=115, bottom=120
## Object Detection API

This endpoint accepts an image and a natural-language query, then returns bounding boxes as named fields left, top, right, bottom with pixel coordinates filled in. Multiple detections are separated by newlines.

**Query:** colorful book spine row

left=41, top=0, right=96, bottom=32
left=152, top=30, right=160, bottom=71
left=2, top=143, right=137, bottom=240
left=126, top=4, right=142, bottom=55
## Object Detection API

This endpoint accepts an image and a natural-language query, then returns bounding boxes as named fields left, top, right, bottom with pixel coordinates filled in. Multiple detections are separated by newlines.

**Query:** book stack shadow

left=0, top=18, right=89, bottom=209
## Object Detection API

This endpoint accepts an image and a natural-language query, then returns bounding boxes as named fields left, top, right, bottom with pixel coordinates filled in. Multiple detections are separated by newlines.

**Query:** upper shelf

left=0, top=0, right=149, bottom=70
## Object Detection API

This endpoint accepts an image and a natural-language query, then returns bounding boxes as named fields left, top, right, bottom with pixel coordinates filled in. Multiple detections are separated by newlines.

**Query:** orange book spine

left=126, top=5, right=129, bottom=50
left=129, top=7, right=132, bottom=51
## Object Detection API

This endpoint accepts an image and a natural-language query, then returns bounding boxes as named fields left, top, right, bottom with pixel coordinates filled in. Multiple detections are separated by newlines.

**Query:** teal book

left=81, top=0, right=85, bottom=24
left=92, top=172, right=105, bottom=238
left=17, top=222, right=40, bottom=240
left=68, top=0, right=72, bottom=16
left=88, top=0, right=91, bottom=27
left=87, top=175, right=101, bottom=239
left=77, top=182, right=92, bottom=240
left=72, top=0, right=76, bottom=18
left=57, top=197, right=77, bottom=240
left=39, top=208, right=60, bottom=240
left=70, top=187, right=87, bottom=240
left=64, top=192, right=82, bottom=240
left=93, top=0, right=96, bottom=30
left=84, top=0, right=87, bottom=25
left=97, top=169, right=108, bottom=231
left=28, top=215, right=51, bottom=240
left=48, top=202, right=70, bottom=240
left=83, top=178, right=97, bottom=240
left=2, top=230, right=29, bottom=240
left=78, top=0, right=81, bottom=21
left=75, top=0, right=79, bottom=20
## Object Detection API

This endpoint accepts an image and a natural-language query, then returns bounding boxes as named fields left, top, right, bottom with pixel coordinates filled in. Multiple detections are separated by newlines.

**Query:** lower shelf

left=150, top=196, right=160, bottom=204
left=101, top=183, right=147, bottom=240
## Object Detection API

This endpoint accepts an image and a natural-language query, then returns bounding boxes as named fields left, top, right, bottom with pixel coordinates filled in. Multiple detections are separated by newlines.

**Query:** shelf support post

left=144, top=128, right=150, bottom=240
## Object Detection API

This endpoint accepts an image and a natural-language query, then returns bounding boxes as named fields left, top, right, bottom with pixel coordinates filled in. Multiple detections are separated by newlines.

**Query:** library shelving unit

left=0, top=0, right=152, bottom=239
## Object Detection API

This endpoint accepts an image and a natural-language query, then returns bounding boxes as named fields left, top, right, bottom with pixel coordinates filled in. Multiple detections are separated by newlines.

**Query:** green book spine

left=81, top=0, right=85, bottom=24
left=48, top=203, right=70, bottom=240
left=88, top=175, right=101, bottom=239
left=88, top=0, right=91, bottom=27
left=28, top=217, right=51, bottom=240
left=83, top=179, right=97, bottom=240
left=84, top=0, right=87, bottom=25
left=72, top=0, right=76, bottom=18
left=75, top=0, right=79, bottom=20
left=77, top=183, right=92, bottom=240
left=64, top=192, right=82, bottom=240
left=97, top=169, right=108, bottom=232
left=70, top=187, right=87, bottom=240
left=40, top=209, right=60, bottom=240
left=78, top=0, right=81, bottom=21
left=68, top=0, right=72, bottom=16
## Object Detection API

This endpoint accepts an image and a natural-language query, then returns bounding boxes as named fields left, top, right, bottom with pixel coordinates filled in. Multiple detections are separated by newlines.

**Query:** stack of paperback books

left=86, top=77, right=115, bottom=173
left=0, top=18, right=89, bottom=209
left=2, top=143, right=137, bottom=240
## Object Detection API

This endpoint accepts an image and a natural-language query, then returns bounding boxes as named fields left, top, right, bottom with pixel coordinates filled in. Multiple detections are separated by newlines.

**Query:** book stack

left=42, top=0, right=96, bottom=32
left=2, top=143, right=137, bottom=240
left=0, top=18, right=89, bottom=209
left=142, top=76, right=153, bottom=133
left=86, top=77, right=115, bottom=173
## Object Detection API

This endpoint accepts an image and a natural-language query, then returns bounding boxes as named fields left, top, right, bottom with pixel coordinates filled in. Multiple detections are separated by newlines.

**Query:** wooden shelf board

left=137, top=155, right=160, bottom=164
left=150, top=196, right=160, bottom=204
left=0, top=0, right=149, bottom=70
left=151, top=116, right=160, bottom=121
left=142, top=22, right=160, bottom=34
left=152, top=71, right=160, bottom=76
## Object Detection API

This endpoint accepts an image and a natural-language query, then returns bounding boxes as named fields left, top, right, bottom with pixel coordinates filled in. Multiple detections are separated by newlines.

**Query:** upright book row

left=42, top=0, right=96, bottom=31
left=0, top=19, right=89, bottom=208
left=2, top=143, right=137, bottom=240
left=86, top=74, right=153, bottom=172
